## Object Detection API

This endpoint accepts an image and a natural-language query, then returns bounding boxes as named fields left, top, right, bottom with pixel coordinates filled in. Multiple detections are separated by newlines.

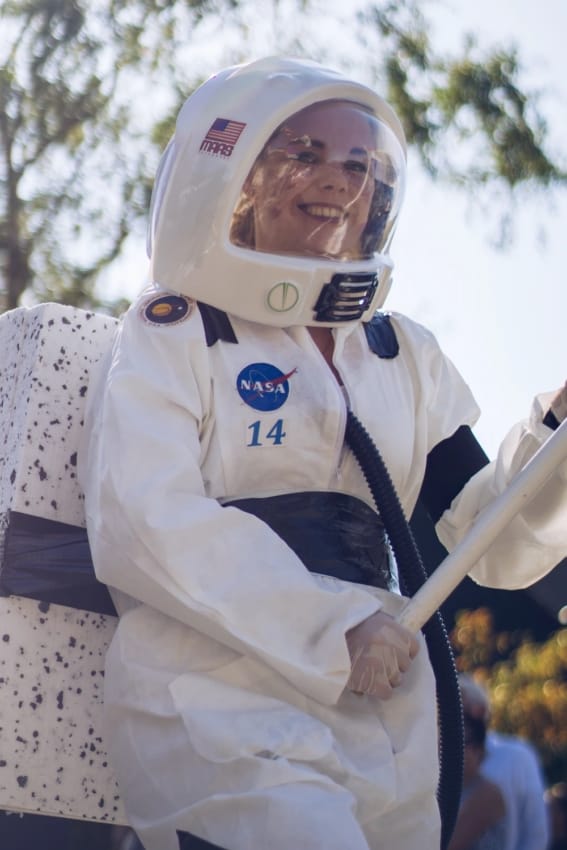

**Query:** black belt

left=0, top=511, right=117, bottom=615
left=225, top=491, right=393, bottom=591
left=0, top=493, right=392, bottom=616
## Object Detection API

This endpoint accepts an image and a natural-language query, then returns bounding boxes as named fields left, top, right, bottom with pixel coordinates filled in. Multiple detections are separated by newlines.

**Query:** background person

left=459, top=674, right=550, bottom=850
left=448, top=711, right=506, bottom=850
left=545, top=782, right=567, bottom=850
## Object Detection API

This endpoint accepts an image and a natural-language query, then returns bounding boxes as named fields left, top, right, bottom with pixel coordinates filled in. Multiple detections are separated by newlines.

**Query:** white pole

left=398, top=419, right=567, bottom=633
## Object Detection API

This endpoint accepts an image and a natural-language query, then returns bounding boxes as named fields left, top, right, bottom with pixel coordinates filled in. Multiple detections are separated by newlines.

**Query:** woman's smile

left=297, top=202, right=345, bottom=222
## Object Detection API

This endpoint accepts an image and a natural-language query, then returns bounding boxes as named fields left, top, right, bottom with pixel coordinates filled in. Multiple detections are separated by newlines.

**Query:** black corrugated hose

left=345, top=409, right=463, bottom=850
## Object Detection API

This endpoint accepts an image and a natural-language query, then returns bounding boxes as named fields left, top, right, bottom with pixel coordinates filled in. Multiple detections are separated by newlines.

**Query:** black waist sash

left=0, top=493, right=392, bottom=616
left=225, top=492, right=394, bottom=591
left=0, top=511, right=117, bottom=616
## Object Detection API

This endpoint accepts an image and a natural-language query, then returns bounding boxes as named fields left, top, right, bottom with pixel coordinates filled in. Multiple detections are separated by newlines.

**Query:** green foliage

left=1, top=0, right=136, bottom=309
left=453, top=608, right=567, bottom=783
left=364, top=3, right=565, bottom=189
left=0, top=0, right=226, bottom=312
left=435, top=49, right=558, bottom=187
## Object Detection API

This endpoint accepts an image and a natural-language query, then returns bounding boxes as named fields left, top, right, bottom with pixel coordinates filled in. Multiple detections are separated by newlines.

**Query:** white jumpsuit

left=80, top=288, right=567, bottom=850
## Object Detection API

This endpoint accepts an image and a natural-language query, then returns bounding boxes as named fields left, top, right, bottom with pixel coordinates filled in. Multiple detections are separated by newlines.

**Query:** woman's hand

left=346, top=610, right=419, bottom=699
left=549, top=381, right=567, bottom=425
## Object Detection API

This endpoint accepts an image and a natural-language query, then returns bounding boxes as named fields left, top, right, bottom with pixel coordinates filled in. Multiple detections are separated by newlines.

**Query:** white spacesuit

left=80, top=57, right=567, bottom=850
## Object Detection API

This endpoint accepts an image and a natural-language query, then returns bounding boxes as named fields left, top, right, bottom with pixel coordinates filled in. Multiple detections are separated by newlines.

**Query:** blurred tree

left=0, top=0, right=235, bottom=312
left=453, top=608, right=567, bottom=784
left=1, top=0, right=565, bottom=312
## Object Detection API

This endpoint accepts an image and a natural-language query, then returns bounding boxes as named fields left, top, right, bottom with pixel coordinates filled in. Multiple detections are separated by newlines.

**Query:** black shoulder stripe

left=420, top=425, right=490, bottom=524
left=543, top=408, right=560, bottom=430
left=197, top=303, right=238, bottom=346
left=363, top=313, right=399, bottom=359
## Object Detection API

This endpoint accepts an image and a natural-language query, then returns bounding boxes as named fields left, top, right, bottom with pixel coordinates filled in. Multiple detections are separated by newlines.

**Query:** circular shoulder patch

left=141, top=294, right=194, bottom=326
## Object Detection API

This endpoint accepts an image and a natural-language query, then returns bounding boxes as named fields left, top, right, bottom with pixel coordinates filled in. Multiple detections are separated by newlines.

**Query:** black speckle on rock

left=16, top=775, right=28, bottom=788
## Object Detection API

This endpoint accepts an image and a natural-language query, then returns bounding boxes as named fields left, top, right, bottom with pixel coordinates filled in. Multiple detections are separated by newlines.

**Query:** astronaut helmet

left=147, top=56, right=406, bottom=327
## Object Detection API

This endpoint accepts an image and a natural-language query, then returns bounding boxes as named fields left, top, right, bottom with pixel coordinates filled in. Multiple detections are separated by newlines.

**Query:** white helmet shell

left=147, top=56, right=407, bottom=327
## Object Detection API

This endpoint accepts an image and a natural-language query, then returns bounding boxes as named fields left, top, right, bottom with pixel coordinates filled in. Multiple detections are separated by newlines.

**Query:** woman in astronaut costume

left=80, top=57, right=567, bottom=850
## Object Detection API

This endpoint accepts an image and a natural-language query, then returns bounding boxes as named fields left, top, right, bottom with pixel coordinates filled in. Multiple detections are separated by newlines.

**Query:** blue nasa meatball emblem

left=236, top=363, right=296, bottom=411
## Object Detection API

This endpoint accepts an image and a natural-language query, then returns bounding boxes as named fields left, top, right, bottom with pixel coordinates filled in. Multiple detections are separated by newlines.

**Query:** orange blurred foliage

left=451, top=608, right=567, bottom=782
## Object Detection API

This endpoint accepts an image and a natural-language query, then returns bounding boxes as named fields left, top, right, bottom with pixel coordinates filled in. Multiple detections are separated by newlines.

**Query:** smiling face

left=230, top=99, right=403, bottom=261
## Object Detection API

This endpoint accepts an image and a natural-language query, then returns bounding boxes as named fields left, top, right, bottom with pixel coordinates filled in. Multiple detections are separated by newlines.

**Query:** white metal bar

left=398, top=419, right=567, bottom=632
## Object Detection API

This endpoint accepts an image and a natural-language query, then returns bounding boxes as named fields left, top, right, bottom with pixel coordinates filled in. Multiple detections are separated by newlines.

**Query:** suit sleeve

left=394, top=314, right=567, bottom=590
left=434, top=392, right=567, bottom=589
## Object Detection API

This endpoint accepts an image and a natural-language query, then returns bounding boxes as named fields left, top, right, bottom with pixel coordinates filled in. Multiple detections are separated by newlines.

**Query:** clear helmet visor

left=230, top=99, right=405, bottom=262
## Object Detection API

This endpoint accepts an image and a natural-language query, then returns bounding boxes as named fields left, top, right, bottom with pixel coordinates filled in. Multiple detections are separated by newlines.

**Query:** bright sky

left=101, top=0, right=566, bottom=458
left=391, top=0, right=567, bottom=455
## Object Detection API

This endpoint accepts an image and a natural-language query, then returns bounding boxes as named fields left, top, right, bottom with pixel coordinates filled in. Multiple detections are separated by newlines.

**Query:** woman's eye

left=289, top=150, right=319, bottom=164
left=344, top=160, right=368, bottom=175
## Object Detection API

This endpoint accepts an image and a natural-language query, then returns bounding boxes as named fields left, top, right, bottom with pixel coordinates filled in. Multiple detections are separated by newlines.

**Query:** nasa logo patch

left=141, top=294, right=193, bottom=326
left=236, top=363, right=297, bottom=411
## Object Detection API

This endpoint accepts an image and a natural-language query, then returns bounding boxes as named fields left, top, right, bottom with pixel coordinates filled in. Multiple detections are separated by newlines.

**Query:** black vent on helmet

left=313, top=272, right=378, bottom=322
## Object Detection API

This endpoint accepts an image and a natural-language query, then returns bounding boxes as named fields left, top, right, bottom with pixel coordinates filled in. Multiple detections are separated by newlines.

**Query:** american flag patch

left=200, top=118, right=246, bottom=158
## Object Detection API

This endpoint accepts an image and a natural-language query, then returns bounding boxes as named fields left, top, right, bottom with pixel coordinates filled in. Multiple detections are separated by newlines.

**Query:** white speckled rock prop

left=0, top=303, right=117, bottom=527
left=0, top=596, right=126, bottom=823
left=0, top=303, right=127, bottom=824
